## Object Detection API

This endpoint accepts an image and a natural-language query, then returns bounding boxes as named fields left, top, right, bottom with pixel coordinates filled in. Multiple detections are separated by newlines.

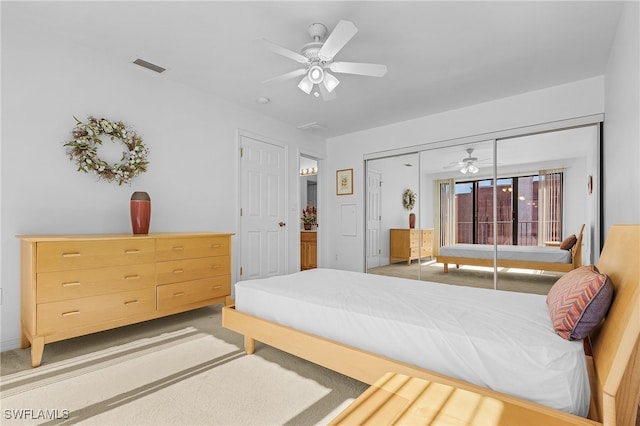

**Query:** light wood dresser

left=18, top=232, right=233, bottom=367
left=389, top=228, right=434, bottom=265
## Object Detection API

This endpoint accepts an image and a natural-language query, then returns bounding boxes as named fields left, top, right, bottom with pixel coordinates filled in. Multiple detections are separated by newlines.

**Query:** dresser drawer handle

left=124, top=249, right=141, bottom=254
left=124, top=275, right=140, bottom=280
left=124, top=300, right=139, bottom=305
left=210, top=244, right=222, bottom=248
left=62, top=281, right=81, bottom=287
left=172, top=269, right=185, bottom=274
left=211, top=285, right=222, bottom=290
left=172, top=246, right=185, bottom=251
left=173, top=292, right=185, bottom=297
left=62, top=252, right=81, bottom=258
left=62, top=310, right=80, bottom=316
left=210, top=265, right=222, bottom=269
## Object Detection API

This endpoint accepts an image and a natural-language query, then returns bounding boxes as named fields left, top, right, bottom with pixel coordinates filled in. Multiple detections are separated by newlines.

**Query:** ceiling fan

left=445, top=148, right=486, bottom=174
left=259, top=20, right=388, bottom=100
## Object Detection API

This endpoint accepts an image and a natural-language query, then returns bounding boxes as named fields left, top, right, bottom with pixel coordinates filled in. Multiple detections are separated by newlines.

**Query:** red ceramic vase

left=130, top=191, right=151, bottom=235
left=409, top=212, right=416, bottom=229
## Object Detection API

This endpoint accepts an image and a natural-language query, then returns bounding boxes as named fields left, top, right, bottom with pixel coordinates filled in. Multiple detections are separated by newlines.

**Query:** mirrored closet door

left=494, top=125, right=599, bottom=293
left=417, top=140, right=497, bottom=288
left=366, top=153, right=420, bottom=281
left=365, top=124, right=600, bottom=296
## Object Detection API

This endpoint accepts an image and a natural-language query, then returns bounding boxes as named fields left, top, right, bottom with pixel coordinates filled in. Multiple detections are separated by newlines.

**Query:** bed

left=437, top=224, right=585, bottom=273
left=222, top=224, right=640, bottom=425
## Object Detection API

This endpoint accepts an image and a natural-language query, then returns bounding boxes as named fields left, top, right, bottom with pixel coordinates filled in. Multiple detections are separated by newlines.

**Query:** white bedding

left=235, top=268, right=589, bottom=416
left=439, top=243, right=572, bottom=263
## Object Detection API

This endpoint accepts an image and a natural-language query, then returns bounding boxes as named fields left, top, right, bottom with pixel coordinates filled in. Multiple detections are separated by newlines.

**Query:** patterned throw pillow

left=559, top=234, right=577, bottom=250
left=546, top=265, right=613, bottom=340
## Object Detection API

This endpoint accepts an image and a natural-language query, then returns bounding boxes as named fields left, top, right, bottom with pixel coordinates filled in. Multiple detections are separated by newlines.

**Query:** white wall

left=0, top=16, right=325, bottom=350
left=323, top=77, right=605, bottom=272
left=604, top=1, right=640, bottom=231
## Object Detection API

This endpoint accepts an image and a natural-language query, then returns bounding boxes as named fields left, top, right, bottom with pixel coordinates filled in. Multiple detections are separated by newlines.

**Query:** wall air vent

left=297, top=122, right=326, bottom=132
left=133, top=58, right=166, bottom=73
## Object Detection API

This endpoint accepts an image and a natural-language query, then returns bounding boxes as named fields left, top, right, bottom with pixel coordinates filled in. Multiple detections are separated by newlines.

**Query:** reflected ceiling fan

left=445, top=148, right=489, bottom=174
left=259, top=20, right=388, bottom=100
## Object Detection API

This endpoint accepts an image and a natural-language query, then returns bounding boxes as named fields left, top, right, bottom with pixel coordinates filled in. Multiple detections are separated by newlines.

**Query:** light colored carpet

left=368, top=259, right=562, bottom=295
left=0, top=306, right=367, bottom=425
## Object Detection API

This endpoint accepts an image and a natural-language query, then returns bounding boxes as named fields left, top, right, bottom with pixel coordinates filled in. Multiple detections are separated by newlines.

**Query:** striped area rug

left=1, top=308, right=367, bottom=425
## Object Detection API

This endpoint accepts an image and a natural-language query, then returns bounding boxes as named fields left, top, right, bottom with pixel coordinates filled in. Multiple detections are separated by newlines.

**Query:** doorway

left=300, top=155, right=318, bottom=270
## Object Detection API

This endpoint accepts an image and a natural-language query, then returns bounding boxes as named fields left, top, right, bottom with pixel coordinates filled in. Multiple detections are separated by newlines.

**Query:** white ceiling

left=6, top=1, right=623, bottom=138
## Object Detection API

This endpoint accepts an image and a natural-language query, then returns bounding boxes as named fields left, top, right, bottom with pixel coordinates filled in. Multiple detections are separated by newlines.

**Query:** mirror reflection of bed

left=366, top=126, right=599, bottom=295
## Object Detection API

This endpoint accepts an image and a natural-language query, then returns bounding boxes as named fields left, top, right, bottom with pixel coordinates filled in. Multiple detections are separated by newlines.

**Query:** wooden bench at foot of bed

left=222, top=224, right=640, bottom=426
left=329, top=372, right=601, bottom=426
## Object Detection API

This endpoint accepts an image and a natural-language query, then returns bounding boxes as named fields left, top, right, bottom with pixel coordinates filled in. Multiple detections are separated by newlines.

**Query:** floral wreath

left=403, top=188, right=416, bottom=211
left=64, top=116, right=149, bottom=185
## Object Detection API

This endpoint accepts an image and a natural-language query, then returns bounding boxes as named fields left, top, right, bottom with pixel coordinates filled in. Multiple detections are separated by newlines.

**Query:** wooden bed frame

left=436, top=223, right=585, bottom=273
left=222, top=224, right=639, bottom=425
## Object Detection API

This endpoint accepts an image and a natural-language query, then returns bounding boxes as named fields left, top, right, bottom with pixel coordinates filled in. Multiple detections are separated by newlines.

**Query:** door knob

left=279, top=221, right=286, bottom=227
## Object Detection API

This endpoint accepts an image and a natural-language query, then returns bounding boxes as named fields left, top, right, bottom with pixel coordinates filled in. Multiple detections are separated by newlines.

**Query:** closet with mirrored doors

left=365, top=122, right=601, bottom=294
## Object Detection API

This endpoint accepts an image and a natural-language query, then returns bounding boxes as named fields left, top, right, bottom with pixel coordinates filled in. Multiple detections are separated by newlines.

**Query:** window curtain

left=434, top=178, right=456, bottom=255
left=538, top=168, right=564, bottom=244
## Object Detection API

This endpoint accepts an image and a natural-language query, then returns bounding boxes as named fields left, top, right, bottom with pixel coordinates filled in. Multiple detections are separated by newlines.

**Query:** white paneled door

left=239, top=134, right=287, bottom=280
left=366, top=168, right=382, bottom=269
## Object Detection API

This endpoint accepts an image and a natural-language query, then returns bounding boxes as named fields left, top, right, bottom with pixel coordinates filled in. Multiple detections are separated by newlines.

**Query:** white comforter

left=235, top=268, right=589, bottom=416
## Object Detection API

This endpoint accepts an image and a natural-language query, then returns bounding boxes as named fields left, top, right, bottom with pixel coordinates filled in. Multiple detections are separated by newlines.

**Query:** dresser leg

left=30, top=336, right=44, bottom=368
left=244, top=336, right=255, bottom=355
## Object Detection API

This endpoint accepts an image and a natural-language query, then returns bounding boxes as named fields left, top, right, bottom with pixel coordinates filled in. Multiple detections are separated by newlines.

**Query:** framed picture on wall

left=336, top=168, right=353, bottom=195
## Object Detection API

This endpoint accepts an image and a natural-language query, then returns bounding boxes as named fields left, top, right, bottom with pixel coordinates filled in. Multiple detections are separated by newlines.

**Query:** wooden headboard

left=589, top=224, right=640, bottom=425
left=572, top=223, right=586, bottom=269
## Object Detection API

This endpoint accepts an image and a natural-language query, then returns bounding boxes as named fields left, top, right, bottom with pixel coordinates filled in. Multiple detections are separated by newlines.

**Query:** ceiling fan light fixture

left=307, top=63, right=324, bottom=84
left=298, top=76, right=313, bottom=94
left=323, top=72, right=340, bottom=93
left=460, top=164, right=479, bottom=174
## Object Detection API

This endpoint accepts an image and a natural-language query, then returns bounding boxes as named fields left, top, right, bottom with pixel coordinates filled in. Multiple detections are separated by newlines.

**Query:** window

left=453, top=172, right=563, bottom=245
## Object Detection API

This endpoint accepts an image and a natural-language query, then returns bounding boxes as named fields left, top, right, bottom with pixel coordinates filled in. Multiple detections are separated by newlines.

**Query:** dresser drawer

left=36, top=288, right=156, bottom=335
left=155, top=235, right=230, bottom=261
left=37, top=263, right=156, bottom=303
left=157, top=275, right=230, bottom=311
left=156, top=256, right=230, bottom=285
left=37, top=239, right=156, bottom=272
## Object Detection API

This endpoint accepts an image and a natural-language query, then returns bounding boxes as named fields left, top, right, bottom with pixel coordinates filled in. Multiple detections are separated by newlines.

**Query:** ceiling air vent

left=297, top=122, right=326, bottom=132
left=133, top=58, right=166, bottom=73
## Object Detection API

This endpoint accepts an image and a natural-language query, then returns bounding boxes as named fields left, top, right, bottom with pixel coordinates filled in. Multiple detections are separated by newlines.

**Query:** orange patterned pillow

left=559, top=234, right=577, bottom=250
left=546, top=265, right=613, bottom=340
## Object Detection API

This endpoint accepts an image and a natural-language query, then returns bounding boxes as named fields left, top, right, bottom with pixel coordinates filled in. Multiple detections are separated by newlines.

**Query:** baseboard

left=0, top=337, right=22, bottom=352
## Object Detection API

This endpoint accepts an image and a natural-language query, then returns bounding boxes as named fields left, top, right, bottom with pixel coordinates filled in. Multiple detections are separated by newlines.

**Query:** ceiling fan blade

left=262, top=68, right=307, bottom=84
left=258, top=38, right=308, bottom=64
left=318, top=83, right=336, bottom=101
left=329, top=61, right=387, bottom=77
left=318, top=20, right=358, bottom=62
